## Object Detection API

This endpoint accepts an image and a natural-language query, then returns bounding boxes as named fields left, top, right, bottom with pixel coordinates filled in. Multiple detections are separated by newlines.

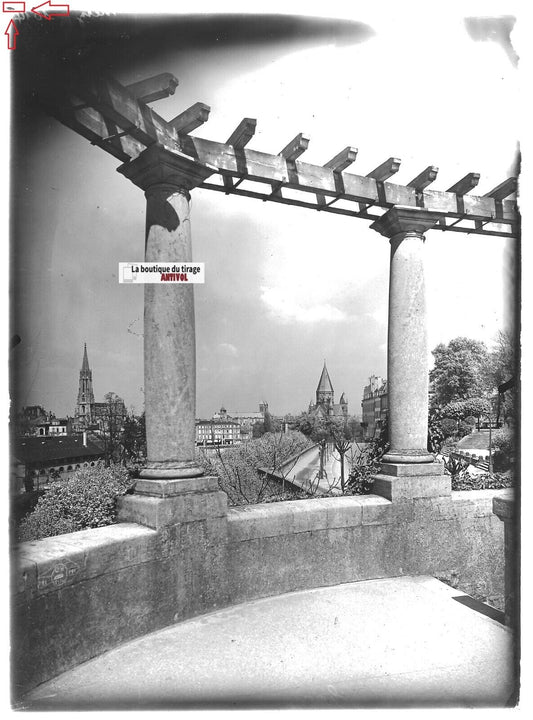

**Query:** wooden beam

left=125, top=73, right=179, bottom=104
left=484, top=177, right=518, bottom=200
left=170, top=102, right=211, bottom=135
left=43, top=70, right=518, bottom=238
left=64, top=74, right=180, bottom=154
left=447, top=173, right=480, bottom=194
left=226, top=118, right=256, bottom=148
left=366, top=157, right=401, bottom=181
left=407, top=166, right=439, bottom=191
left=181, top=135, right=517, bottom=233
left=279, top=133, right=310, bottom=161
left=323, top=146, right=358, bottom=173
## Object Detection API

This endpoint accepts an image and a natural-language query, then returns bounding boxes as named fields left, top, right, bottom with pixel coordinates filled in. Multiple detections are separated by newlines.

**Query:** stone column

left=117, top=145, right=228, bottom=522
left=370, top=207, right=450, bottom=501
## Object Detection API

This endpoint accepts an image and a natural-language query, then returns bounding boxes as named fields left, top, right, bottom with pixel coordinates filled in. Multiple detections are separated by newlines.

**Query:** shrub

left=452, top=471, right=513, bottom=491
left=199, top=431, right=312, bottom=506
left=346, top=435, right=388, bottom=495
left=17, top=463, right=133, bottom=542
left=490, top=428, right=515, bottom=472
left=443, top=454, right=470, bottom=480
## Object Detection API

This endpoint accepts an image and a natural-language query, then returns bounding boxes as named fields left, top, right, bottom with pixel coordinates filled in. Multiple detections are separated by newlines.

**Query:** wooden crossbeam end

left=407, top=166, right=439, bottom=191
left=366, top=157, right=401, bottom=181
left=447, top=173, right=480, bottom=194
left=125, top=73, right=179, bottom=104
left=226, top=118, right=257, bottom=148
left=279, top=133, right=310, bottom=161
left=324, top=146, right=358, bottom=173
left=170, top=102, right=211, bottom=134
left=484, top=177, right=517, bottom=201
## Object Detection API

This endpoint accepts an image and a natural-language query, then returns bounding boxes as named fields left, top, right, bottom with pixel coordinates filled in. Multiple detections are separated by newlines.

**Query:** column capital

left=118, top=144, right=216, bottom=192
left=370, top=206, right=441, bottom=239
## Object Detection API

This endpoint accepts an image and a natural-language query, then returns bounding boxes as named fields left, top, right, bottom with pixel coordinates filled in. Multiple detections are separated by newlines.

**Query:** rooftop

left=13, top=436, right=105, bottom=464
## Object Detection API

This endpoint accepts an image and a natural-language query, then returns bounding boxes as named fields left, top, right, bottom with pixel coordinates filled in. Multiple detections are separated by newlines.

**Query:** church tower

left=316, top=361, right=334, bottom=406
left=76, top=343, right=95, bottom=426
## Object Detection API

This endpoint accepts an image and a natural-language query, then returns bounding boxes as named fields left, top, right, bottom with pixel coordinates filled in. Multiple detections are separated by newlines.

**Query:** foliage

left=429, top=337, right=490, bottom=408
left=451, top=471, right=514, bottom=491
left=442, top=454, right=470, bottom=480
left=427, top=409, right=445, bottom=454
left=346, top=432, right=389, bottom=495
left=490, top=428, right=515, bottom=472
left=121, top=412, right=146, bottom=464
left=199, top=431, right=312, bottom=506
left=17, top=463, right=133, bottom=542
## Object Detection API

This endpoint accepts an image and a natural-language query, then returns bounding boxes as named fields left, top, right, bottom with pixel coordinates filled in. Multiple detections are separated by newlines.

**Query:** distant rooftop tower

left=76, top=343, right=95, bottom=426
left=316, top=361, right=334, bottom=406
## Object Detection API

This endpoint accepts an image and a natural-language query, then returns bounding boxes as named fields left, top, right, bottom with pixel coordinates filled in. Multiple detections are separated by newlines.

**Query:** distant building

left=12, top=434, right=106, bottom=494
left=195, top=419, right=241, bottom=446
left=33, top=418, right=71, bottom=437
left=75, top=343, right=96, bottom=427
left=308, top=362, right=348, bottom=419
left=361, top=375, right=388, bottom=440
left=213, top=403, right=268, bottom=427
left=74, top=344, right=126, bottom=433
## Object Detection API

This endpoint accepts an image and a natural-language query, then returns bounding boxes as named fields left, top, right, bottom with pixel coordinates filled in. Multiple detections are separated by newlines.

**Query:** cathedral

left=75, top=344, right=95, bottom=427
left=74, top=344, right=126, bottom=430
left=308, top=362, right=348, bottom=419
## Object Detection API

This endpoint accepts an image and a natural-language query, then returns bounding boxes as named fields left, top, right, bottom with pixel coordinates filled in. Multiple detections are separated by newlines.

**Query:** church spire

left=316, top=361, right=334, bottom=406
left=81, top=342, right=90, bottom=372
left=76, top=343, right=95, bottom=427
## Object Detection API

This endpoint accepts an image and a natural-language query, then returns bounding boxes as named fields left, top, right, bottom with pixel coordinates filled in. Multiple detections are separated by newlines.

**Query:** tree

left=487, top=330, right=517, bottom=427
left=442, top=397, right=491, bottom=431
left=201, top=431, right=312, bottom=505
left=121, top=412, right=146, bottom=465
left=97, top=392, right=127, bottom=464
left=429, top=337, right=490, bottom=408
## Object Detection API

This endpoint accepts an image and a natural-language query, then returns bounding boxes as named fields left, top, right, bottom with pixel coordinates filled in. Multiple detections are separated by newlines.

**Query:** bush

left=199, top=431, right=312, bottom=506
left=490, top=428, right=515, bottom=471
left=452, top=471, right=513, bottom=491
left=17, top=463, right=133, bottom=542
left=346, top=436, right=388, bottom=495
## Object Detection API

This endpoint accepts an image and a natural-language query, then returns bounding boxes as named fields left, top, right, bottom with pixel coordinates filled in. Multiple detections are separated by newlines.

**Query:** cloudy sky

left=9, top=2, right=522, bottom=420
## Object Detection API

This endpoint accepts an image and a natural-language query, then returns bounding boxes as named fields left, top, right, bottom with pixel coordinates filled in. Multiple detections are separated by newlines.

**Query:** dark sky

left=10, top=9, right=518, bottom=419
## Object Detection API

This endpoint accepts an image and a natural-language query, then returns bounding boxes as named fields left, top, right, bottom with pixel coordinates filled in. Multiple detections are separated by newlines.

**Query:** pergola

left=43, top=70, right=519, bottom=510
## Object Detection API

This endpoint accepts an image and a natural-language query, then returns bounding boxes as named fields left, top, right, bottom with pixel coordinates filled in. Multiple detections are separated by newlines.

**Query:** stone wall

left=13, top=489, right=507, bottom=698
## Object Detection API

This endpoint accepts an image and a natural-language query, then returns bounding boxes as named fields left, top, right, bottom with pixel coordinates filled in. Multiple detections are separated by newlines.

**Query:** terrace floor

left=19, top=575, right=517, bottom=710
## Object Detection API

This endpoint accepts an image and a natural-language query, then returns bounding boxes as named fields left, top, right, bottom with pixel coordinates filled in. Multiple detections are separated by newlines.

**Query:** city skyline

left=11, top=8, right=519, bottom=420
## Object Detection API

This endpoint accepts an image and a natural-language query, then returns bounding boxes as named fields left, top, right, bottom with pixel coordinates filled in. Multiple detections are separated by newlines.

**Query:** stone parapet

left=13, top=488, right=509, bottom=698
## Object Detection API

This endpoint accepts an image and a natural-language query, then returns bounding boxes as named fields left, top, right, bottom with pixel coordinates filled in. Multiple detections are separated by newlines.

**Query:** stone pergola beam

left=170, top=102, right=211, bottom=135
left=125, top=73, right=179, bottom=104
left=226, top=118, right=257, bottom=148
left=366, top=157, right=401, bottom=181
left=447, top=173, right=480, bottom=194
left=324, top=146, right=358, bottom=172
left=484, top=177, right=518, bottom=200
left=279, top=133, right=310, bottom=161
left=407, top=166, right=439, bottom=191
left=46, top=72, right=518, bottom=237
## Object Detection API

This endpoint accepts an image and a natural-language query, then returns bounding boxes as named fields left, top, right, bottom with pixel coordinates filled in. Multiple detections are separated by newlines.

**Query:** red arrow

left=31, top=1, right=70, bottom=20
left=5, top=19, right=18, bottom=50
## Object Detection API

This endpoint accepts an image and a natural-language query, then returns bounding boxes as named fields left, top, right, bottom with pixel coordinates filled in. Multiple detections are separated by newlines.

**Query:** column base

left=382, top=450, right=435, bottom=464
left=372, top=461, right=451, bottom=502
left=118, top=476, right=227, bottom=529
left=140, top=460, right=205, bottom=480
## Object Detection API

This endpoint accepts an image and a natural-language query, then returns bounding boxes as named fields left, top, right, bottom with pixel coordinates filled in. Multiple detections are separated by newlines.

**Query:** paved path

left=19, top=576, right=516, bottom=710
